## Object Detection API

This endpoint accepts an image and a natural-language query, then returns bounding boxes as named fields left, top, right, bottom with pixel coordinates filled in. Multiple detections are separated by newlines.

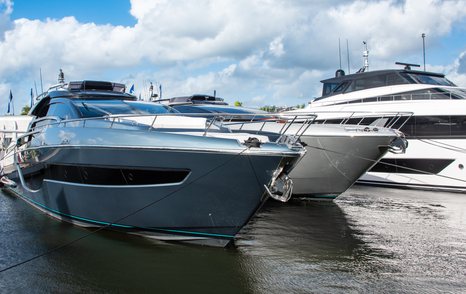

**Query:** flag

left=7, top=90, right=12, bottom=114
left=30, top=88, right=34, bottom=107
left=129, top=84, right=135, bottom=94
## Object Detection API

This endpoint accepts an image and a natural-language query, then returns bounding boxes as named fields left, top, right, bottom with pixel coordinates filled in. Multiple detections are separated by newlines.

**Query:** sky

left=1, top=0, right=466, bottom=113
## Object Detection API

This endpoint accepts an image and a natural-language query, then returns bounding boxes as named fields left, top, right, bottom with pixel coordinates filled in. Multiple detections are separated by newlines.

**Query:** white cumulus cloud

left=0, top=0, right=466, bottom=110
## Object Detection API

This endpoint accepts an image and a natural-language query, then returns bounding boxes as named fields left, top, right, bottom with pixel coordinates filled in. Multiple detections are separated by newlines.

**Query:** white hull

left=303, top=81, right=466, bottom=192
left=360, top=137, right=466, bottom=191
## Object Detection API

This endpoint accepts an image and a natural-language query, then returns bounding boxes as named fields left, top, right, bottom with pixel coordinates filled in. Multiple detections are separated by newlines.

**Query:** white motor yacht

left=303, top=61, right=466, bottom=192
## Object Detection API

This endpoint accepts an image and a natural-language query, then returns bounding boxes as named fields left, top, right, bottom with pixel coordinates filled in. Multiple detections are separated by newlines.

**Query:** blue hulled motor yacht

left=0, top=80, right=305, bottom=247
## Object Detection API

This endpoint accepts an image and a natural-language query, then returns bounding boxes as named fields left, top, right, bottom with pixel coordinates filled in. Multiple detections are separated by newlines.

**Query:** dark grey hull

left=289, top=134, right=394, bottom=199
left=5, top=142, right=295, bottom=247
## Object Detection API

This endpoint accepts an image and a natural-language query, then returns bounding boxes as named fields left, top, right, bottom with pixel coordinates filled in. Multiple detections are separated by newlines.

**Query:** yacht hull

left=229, top=122, right=401, bottom=200
left=359, top=138, right=466, bottom=192
left=289, top=133, right=394, bottom=199
left=305, top=99, right=466, bottom=193
left=3, top=129, right=298, bottom=247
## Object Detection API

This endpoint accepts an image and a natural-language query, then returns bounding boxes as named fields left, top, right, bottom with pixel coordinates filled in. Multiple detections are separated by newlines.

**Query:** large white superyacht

left=304, top=61, right=466, bottom=192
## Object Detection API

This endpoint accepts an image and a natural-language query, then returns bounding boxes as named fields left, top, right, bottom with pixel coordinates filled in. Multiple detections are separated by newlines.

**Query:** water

left=1, top=186, right=465, bottom=293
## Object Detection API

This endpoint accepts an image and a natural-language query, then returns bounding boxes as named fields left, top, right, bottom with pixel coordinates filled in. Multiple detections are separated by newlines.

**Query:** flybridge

left=45, top=81, right=136, bottom=100
left=157, top=94, right=228, bottom=106
left=68, top=80, right=126, bottom=93
left=34, top=69, right=133, bottom=101
left=319, top=66, right=455, bottom=98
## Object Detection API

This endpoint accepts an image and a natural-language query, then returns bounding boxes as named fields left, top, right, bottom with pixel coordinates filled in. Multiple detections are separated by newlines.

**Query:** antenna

left=39, top=68, right=44, bottom=94
left=421, top=33, right=426, bottom=71
left=363, top=41, right=369, bottom=71
left=58, top=69, right=65, bottom=84
left=395, top=62, right=420, bottom=70
left=149, top=82, right=154, bottom=98
left=338, top=38, right=342, bottom=69
left=346, top=39, right=350, bottom=74
left=34, top=81, right=38, bottom=96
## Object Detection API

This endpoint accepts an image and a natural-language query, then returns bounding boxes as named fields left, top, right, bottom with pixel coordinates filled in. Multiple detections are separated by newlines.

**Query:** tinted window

left=450, top=116, right=466, bottom=136
left=385, top=73, right=408, bottom=85
left=322, top=83, right=339, bottom=96
left=126, top=101, right=177, bottom=114
left=396, top=115, right=466, bottom=138
left=174, top=105, right=270, bottom=121
left=72, top=100, right=176, bottom=118
left=333, top=82, right=349, bottom=94
left=345, top=73, right=409, bottom=93
left=47, top=102, right=75, bottom=120
left=319, top=115, right=466, bottom=138
left=172, top=106, right=213, bottom=114
left=414, top=116, right=451, bottom=136
left=408, top=74, right=456, bottom=86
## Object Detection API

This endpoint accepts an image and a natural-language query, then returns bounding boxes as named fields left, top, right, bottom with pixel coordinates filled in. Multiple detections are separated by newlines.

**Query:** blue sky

left=11, top=0, right=135, bottom=26
left=1, top=0, right=466, bottom=113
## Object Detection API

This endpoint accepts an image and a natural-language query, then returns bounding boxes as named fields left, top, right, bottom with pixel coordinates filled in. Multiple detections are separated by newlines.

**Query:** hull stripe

left=7, top=188, right=235, bottom=239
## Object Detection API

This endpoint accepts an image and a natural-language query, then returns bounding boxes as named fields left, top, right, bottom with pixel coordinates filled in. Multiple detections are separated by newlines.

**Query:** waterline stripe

left=11, top=188, right=234, bottom=239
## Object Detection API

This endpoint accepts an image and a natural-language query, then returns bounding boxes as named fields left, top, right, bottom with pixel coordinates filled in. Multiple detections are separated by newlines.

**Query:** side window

left=32, top=99, right=51, bottom=118
left=47, top=102, right=73, bottom=120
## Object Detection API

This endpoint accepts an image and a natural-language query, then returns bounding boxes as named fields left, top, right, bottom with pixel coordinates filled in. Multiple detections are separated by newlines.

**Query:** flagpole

left=39, top=68, right=44, bottom=94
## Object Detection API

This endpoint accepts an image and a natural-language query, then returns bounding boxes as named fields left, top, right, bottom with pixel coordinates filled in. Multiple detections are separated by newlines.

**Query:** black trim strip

left=45, top=164, right=190, bottom=185
left=369, top=158, right=454, bottom=174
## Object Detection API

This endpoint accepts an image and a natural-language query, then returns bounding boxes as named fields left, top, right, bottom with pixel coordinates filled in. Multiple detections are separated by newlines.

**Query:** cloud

left=1, top=0, right=466, bottom=110
left=457, top=51, right=466, bottom=74
left=0, top=0, right=13, bottom=39
left=446, top=50, right=466, bottom=87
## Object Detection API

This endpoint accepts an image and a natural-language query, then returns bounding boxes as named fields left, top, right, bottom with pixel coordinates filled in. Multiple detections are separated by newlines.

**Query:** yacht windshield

left=73, top=100, right=177, bottom=118
left=405, top=73, right=456, bottom=86
left=173, top=105, right=271, bottom=120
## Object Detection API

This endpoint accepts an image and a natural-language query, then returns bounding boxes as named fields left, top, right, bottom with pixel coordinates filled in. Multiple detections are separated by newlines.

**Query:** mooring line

left=0, top=146, right=252, bottom=274
left=306, top=144, right=466, bottom=184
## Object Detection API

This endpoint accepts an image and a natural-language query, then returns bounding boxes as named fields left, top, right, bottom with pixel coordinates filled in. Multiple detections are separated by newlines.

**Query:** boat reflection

left=0, top=192, right=253, bottom=293
left=234, top=199, right=381, bottom=292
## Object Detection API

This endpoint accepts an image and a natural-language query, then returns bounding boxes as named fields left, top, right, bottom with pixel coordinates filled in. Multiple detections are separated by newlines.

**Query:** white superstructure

left=303, top=64, right=466, bottom=192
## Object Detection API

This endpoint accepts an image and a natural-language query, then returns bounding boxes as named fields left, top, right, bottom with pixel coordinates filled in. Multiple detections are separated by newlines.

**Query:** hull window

left=45, top=164, right=190, bottom=185
left=395, top=116, right=466, bottom=138
left=369, top=158, right=454, bottom=174
left=316, top=115, right=466, bottom=139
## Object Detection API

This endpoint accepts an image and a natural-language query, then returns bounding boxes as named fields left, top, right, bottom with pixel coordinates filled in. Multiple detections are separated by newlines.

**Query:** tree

left=259, top=105, right=277, bottom=112
left=234, top=101, right=243, bottom=107
left=21, top=105, right=31, bottom=115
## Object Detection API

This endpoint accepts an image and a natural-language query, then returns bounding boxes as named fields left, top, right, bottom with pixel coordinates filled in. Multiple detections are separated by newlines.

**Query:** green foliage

left=21, top=105, right=31, bottom=115
left=234, top=101, right=243, bottom=107
left=259, top=105, right=278, bottom=112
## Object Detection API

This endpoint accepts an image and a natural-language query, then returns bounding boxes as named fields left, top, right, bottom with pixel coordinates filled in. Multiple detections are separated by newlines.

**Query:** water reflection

left=0, top=192, right=252, bottom=293
left=1, top=186, right=466, bottom=293
left=235, top=199, right=376, bottom=293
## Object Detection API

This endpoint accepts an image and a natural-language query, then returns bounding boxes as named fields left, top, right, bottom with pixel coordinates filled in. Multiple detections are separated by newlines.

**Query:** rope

left=305, top=144, right=466, bottom=184
left=2, top=132, right=466, bottom=273
left=0, top=146, right=252, bottom=274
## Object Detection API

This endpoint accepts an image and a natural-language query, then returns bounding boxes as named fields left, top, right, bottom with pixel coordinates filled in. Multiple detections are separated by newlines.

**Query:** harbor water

left=0, top=185, right=465, bottom=293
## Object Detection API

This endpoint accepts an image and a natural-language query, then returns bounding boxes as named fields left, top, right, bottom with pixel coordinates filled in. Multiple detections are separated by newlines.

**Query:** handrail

left=23, top=112, right=318, bottom=144
left=282, top=110, right=413, bottom=131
